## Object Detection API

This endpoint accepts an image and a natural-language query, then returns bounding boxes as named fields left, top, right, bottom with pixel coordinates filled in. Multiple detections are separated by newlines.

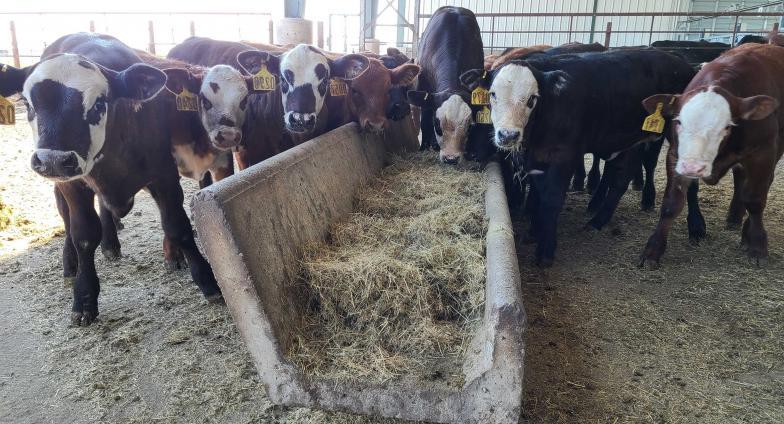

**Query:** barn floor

left=0, top=123, right=782, bottom=424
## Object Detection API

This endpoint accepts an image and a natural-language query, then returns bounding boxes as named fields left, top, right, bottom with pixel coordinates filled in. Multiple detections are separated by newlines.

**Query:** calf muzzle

left=31, top=149, right=82, bottom=179
left=286, top=112, right=317, bottom=133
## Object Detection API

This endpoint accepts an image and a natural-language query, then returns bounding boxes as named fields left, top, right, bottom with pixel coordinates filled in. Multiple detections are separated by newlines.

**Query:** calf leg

left=640, top=139, right=664, bottom=211
left=58, top=182, right=102, bottom=326
left=570, top=156, right=586, bottom=192
left=587, top=160, right=614, bottom=215
left=533, top=162, right=573, bottom=267
left=738, top=164, right=773, bottom=265
left=631, top=166, right=644, bottom=191
left=639, top=147, right=687, bottom=268
left=419, top=108, right=436, bottom=151
left=147, top=179, right=221, bottom=300
left=98, top=201, right=122, bottom=261
left=686, top=179, right=707, bottom=244
left=55, top=186, right=77, bottom=285
left=586, top=155, right=601, bottom=193
left=587, top=149, right=639, bottom=230
left=163, top=236, right=187, bottom=271
left=198, top=172, right=213, bottom=189
left=726, top=166, right=746, bottom=230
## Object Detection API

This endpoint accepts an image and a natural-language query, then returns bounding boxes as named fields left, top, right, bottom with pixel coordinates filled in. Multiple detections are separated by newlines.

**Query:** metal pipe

left=588, top=0, right=599, bottom=43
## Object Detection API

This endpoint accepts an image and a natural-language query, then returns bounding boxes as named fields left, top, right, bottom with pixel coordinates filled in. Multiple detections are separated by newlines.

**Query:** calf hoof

left=747, top=252, right=769, bottom=268
left=569, top=183, right=584, bottom=193
left=71, top=309, right=98, bottom=327
left=101, top=245, right=122, bottom=261
left=637, top=255, right=660, bottom=270
left=584, top=220, right=603, bottom=232
left=640, top=201, right=655, bottom=212
left=726, top=220, right=743, bottom=231
left=631, top=181, right=644, bottom=192
left=206, top=293, right=225, bottom=304
left=535, top=256, right=554, bottom=268
left=165, top=257, right=188, bottom=272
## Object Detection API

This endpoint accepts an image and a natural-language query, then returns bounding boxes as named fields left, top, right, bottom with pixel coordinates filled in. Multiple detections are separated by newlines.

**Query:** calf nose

left=288, top=112, right=317, bottom=133
left=679, top=161, right=707, bottom=177
left=441, top=155, right=460, bottom=165
left=31, top=150, right=81, bottom=178
left=215, top=129, right=242, bottom=148
left=363, top=119, right=386, bottom=133
left=497, top=129, right=521, bottom=147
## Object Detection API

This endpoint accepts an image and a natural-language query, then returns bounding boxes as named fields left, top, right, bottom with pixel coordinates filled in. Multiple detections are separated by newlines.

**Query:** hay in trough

left=288, top=152, right=487, bottom=387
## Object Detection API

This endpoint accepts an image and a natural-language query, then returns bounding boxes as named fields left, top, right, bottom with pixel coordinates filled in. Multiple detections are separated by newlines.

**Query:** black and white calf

left=238, top=44, right=369, bottom=135
left=461, top=49, right=701, bottom=266
left=0, top=33, right=221, bottom=325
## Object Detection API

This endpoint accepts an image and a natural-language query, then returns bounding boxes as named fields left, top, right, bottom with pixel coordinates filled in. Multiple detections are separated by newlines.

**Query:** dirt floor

left=0, top=119, right=782, bottom=423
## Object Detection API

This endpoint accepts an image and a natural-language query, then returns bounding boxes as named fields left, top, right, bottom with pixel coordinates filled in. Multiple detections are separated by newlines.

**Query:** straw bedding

left=288, top=152, right=487, bottom=387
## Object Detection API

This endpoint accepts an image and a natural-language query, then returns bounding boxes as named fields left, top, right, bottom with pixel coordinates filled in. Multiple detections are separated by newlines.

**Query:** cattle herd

left=0, top=5, right=782, bottom=327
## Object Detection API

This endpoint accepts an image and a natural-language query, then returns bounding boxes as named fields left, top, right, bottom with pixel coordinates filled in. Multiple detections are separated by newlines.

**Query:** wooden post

left=268, top=20, right=274, bottom=44
left=317, top=21, right=324, bottom=48
left=190, top=21, right=196, bottom=37
left=604, top=21, right=612, bottom=49
left=89, top=20, right=95, bottom=32
left=10, top=21, right=20, bottom=68
left=148, top=21, right=156, bottom=55
left=774, top=22, right=780, bottom=34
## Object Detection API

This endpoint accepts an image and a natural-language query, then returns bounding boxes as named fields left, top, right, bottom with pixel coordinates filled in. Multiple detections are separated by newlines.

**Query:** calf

left=488, top=45, right=551, bottom=70
left=461, top=49, right=697, bottom=266
left=406, top=6, right=487, bottom=164
left=639, top=43, right=783, bottom=268
left=0, top=33, right=221, bottom=325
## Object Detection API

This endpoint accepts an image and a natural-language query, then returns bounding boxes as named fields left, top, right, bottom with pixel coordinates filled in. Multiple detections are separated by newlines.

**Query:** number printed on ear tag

left=253, top=64, right=276, bottom=91
left=175, top=88, right=199, bottom=112
left=0, top=96, right=16, bottom=125
left=329, top=78, right=348, bottom=96
left=471, top=86, right=490, bottom=106
left=642, top=102, right=665, bottom=134
left=475, top=105, right=492, bottom=124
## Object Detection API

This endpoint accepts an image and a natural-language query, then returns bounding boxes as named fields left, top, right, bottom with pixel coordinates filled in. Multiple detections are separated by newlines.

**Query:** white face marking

left=279, top=44, right=329, bottom=128
left=490, top=64, right=539, bottom=150
left=435, top=94, right=472, bottom=161
left=22, top=54, right=109, bottom=179
left=200, top=65, right=248, bottom=146
left=675, top=89, right=733, bottom=178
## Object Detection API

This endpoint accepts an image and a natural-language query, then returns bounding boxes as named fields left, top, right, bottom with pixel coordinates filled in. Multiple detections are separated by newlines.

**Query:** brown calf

left=639, top=43, right=784, bottom=268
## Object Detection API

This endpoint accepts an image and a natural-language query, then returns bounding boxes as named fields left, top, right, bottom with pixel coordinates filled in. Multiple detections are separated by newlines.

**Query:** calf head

left=379, top=48, right=418, bottom=122
left=644, top=86, right=778, bottom=179
left=238, top=45, right=369, bottom=134
left=460, top=61, right=569, bottom=154
left=164, top=65, right=252, bottom=150
left=0, top=54, right=165, bottom=181
left=347, top=58, right=419, bottom=133
left=407, top=89, right=474, bottom=164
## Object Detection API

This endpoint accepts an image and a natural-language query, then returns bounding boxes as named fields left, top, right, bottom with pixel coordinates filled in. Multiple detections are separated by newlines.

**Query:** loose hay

left=288, top=152, right=487, bottom=387
left=0, top=196, right=12, bottom=231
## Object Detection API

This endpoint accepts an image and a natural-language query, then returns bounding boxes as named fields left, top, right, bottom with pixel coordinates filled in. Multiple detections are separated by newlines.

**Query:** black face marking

left=283, top=69, right=295, bottom=85
left=281, top=79, right=290, bottom=94
left=318, top=79, right=327, bottom=96
left=218, top=116, right=235, bottom=127
left=210, top=82, right=220, bottom=93
left=85, top=95, right=107, bottom=126
left=527, top=94, right=538, bottom=108
left=434, top=117, right=443, bottom=136
left=314, top=64, right=327, bottom=81
left=77, top=60, right=96, bottom=70
left=287, top=83, right=316, bottom=113
left=30, top=80, right=92, bottom=158
left=307, top=45, right=322, bottom=54
left=239, top=96, right=248, bottom=110
left=199, top=93, right=213, bottom=110
left=22, top=97, right=35, bottom=122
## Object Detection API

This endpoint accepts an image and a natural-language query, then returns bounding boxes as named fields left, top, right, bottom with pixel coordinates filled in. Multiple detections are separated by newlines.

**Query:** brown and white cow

left=0, top=33, right=222, bottom=325
left=639, top=42, right=783, bottom=268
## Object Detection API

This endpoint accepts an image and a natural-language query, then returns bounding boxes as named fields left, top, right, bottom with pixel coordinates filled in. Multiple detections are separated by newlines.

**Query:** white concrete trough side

left=191, top=121, right=526, bottom=423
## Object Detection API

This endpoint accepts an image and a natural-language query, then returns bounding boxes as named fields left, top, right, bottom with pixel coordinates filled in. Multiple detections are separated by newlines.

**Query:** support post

left=604, top=21, right=612, bottom=49
left=148, top=21, right=156, bottom=55
left=10, top=21, right=20, bottom=68
left=268, top=20, right=274, bottom=44
left=190, top=21, right=196, bottom=37
left=588, top=0, right=599, bottom=43
left=317, top=21, right=324, bottom=48
left=89, top=20, right=95, bottom=32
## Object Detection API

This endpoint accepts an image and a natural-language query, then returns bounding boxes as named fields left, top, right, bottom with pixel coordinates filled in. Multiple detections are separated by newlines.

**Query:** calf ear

left=386, top=47, right=402, bottom=57
left=0, top=63, right=32, bottom=96
left=642, top=94, right=679, bottom=117
left=162, top=68, right=202, bottom=95
left=460, top=69, right=489, bottom=91
left=236, top=50, right=281, bottom=76
left=738, top=95, right=779, bottom=120
left=407, top=90, right=434, bottom=109
left=544, top=70, right=570, bottom=95
left=110, top=63, right=166, bottom=101
left=330, top=54, right=370, bottom=80
left=390, top=63, right=420, bottom=86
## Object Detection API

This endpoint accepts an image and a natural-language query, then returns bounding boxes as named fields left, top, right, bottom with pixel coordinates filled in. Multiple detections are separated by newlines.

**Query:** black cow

left=0, top=33, right=221, bottom=325
left=461, top=49, right=702, bottom=266
left=406, top=6, right=488, bottom=164
left=650, top=40, right=730, bottom=65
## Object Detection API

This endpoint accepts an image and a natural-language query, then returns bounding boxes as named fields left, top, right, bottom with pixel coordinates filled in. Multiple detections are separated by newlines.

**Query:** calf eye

left=22, top=97, right=34, bottom=121
left=434, top=118, right=443, bottom=136
left=281, top=80, right=289, bottom=94
left=239, top=95, right=248, bottom=111
left=92, top=98, right=106, bottom=115
left=490, top=91, right=496, bottom=99
left=200, top=94, right=213, bottom=110
left=527, top=94, right=539, bottom=108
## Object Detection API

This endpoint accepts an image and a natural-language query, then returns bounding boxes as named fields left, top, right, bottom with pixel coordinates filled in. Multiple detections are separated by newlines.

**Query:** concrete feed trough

left=192, top=123, right=526, bottom=423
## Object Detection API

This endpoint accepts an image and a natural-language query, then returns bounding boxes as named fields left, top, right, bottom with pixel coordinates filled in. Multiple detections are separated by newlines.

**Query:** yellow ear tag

left=476, top=105, right=492, bottom=124
left=329, top=78, right=348, bottom=96
left=0, top=96, right=16, bottom=125
left=642, top=102, right=665, bottom=134
left=175, top=87, right=198, bottom=112
left=253, top=64, right=276, bottom=92
left=471, top=86, right=490, bottom=106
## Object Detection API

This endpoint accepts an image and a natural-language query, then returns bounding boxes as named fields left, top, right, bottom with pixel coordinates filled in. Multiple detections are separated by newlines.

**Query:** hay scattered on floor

left=0, top=196, right=13, bottom=231
left=288, top=152, right=487, bottom=387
